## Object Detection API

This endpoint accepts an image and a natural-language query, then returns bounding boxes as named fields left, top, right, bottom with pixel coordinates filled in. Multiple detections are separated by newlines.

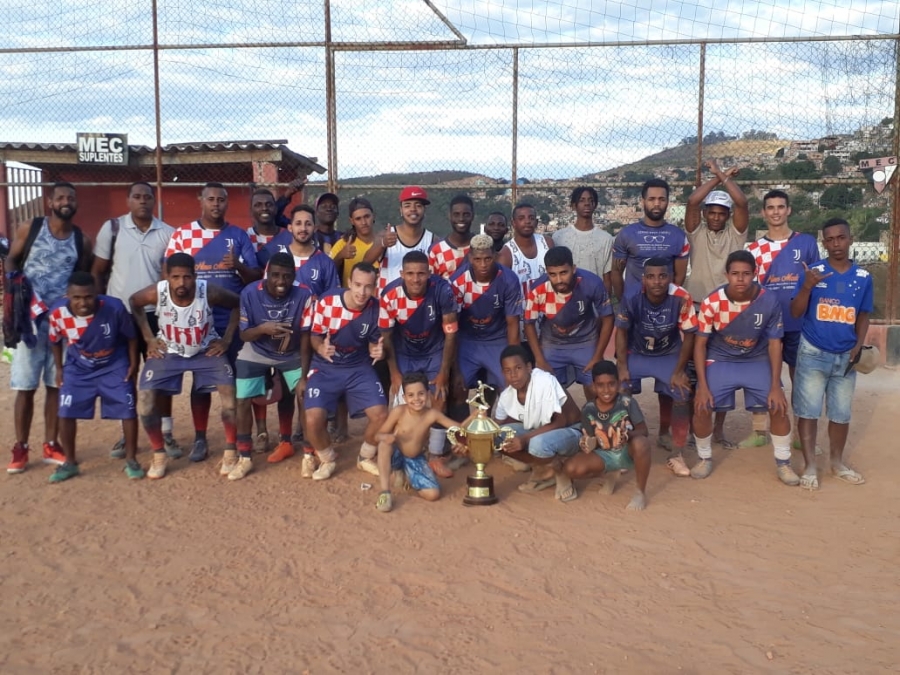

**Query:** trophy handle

left=493, top=426, right=515, bottom=452
left=446, top=426, right=467, bottom=447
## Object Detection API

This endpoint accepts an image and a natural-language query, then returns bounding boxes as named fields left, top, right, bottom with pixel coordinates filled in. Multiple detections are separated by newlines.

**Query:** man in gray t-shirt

left=551, top=186, right=613, bottom=297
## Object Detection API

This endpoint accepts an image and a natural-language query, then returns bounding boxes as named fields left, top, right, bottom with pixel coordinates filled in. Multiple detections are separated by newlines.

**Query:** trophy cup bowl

left=447, top=408, right=514, bottom=507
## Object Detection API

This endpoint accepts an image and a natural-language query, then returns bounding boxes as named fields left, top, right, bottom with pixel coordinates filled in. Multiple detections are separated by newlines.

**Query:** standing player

left=790, top=218, right=872, bottom=490
left=313, top=192, right=341, bottom=254
left=261, top=205, right=340, bottom=297
left=498, top=203, right=553, bottom=298
left=364, top=186, right=436, bottom=292
left=130, top=253, right=241, bottom=480
left=745, top=189, right=820, bottom=448
left=164, top=182, right=261, bottom=462
left=47, top=273, right=140, bottom=482
left=552, top=186, right=614, bottom=295
left=450, top=234, right=522, bottom=392
left=428, top=194, right=475, bottom=279
left=331, top=197, right=379, bottom=287
left=485, top=211, right=509, bottom=253
left=615, top=257, right=697, bottom=477
left=692, top=251, right=793, bottom=483
left=380, top=251, right=459, bottom=475
left=303, top=263, right=388, bottom=481
left=524, top=246, right=614, bottom=402
left=246, top=188, right=280, bottom=253
left=684, top=160, right=750, bottom=448
left=232, top=253, right=313, bottom=480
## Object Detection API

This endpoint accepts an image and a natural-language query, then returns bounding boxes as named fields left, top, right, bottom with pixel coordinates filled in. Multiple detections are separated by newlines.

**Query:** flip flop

left=555, top=474, right=578, bottom=503
left=517, top=477, right=555, bottom=493
left=833, top=467, right=865, bottom=485
left=376, top=491, right=393, bottom=512
left=799, top=473, right=819, bottom=491
left=715, top=436, right=738, bottom=450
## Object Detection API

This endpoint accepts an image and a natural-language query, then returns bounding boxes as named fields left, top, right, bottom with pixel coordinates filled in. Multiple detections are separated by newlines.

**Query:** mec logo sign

left=77, top=132, right=128, bottom=165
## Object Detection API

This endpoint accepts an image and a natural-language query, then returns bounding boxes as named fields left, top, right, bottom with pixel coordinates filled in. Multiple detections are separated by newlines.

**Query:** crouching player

left=374, top=372, right=461, bottom=512
left=47, top=272, right=140, bottom=482
left=231, top=252, right=313, bottom=480
left=563, top=361, right=651, bottom=510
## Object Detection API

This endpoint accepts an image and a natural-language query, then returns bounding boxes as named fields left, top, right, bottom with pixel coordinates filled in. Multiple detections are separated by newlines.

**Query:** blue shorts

left=10, top=320, right=57, bottom=391
left=624, top=351, right=690, bottom=402
left=595, top=447, right=634, bottom=472
left=235, top=358, right=303, bottom=399
left=458, top=337, right=507, bottom=389
left=305, top=365, right=386, bottom=417
left=59, top=368, right=137, bottom=420
left=397, top=352, right=442, bottom=382
left=213, top=320, right=243, bottom=366
left=504, top=422, right=582, bottom=459
left=138, top=352, right=234, bottom=394
left=792, top=336, right=856, bottom=424
left=543, top=342, right=596, bottom=386
left=391, top=447, right=440, bottom=492
left=705, top=359, right=772, bottom=412
left=782, top=330, right=800, bottom=369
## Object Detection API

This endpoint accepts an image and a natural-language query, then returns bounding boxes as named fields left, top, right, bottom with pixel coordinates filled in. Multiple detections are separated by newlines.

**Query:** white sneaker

left=147, top=452, right=168, bottom=480
left=312, top=461, right=336, bottom=481
left=356, top=455, right=380, bottom=476
left=301, top=453, right=317, bottom=479
left=220, top=449, right=238, bottom=476
left=228, top=456, right=253, bottom=481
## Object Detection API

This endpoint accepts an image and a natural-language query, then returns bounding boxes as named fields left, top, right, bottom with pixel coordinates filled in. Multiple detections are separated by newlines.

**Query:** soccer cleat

left=776, top=463, right=801, bottom=486
left=301, top=453, right=317, bottom=478
left=42, top=441, right=66, bottom=466
left=7, top=443, right=29, bottom=474
left=356, top=455, right=380, bottom=476
left=312, top=461, right=336, bottom=481
left=110, top=438, right=126, bottom=459
left=220, top=449, right=238, bottom=476
left=228, top=457, right=253, bottom=481
left=189, top=438, right=209, bottom=463
left=268, top=441, right=296, bottom=463
left=48, top=462, right=80, bottom=483
left=690, top=459, right=714, bottom=480
left=253, top=432, right=270, bottom=454
left=147, top=452, right=168, bottom=480
left=124, top=460, right=145, bottom=480
left=164, top=434, right=184, bottom=459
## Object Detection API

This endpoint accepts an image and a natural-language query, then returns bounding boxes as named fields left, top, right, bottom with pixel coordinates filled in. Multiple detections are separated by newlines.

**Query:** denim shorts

left=792, top=336, right=856, bottom=424
left=10, top=320, right=57, bottom=391
left=505, top=422, right=582, bottom=459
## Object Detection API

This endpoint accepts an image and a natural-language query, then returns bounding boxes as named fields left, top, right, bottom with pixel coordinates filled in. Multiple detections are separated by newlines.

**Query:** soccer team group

left=5, top=159, right=872, bottom=511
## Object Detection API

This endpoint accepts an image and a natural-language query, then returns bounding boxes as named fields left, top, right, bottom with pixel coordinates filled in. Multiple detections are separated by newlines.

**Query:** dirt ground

left=1, top=363, right=898, bottom=674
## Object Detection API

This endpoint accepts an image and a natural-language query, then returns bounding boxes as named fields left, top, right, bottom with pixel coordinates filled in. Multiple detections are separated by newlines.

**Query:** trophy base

left=463, top=474, right=498, bottom=506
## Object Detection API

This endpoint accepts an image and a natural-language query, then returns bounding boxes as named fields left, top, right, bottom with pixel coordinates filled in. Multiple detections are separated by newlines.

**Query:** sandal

left=554, top=474, right=578, bottom=503
left=376, top=491, right=393, bottom=513
left=517, top=477, right=556, bottom=493
left=666, top=454, right=690, bottom=477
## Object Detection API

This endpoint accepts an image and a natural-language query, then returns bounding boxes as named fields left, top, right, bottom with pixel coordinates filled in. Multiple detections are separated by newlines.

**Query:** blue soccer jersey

left=616, top=284, right=698, bottom=357
left=747, top=232, right=820, bottom=333
left=698, top=285, right=783, bottom=362
left=47, top=295, right=134, bottom=376
left=165, top=221, right=259, bottom=330
left=524, top=269, right=612, bottom=346
left=310, top=289, right=380, bottom=368
left=239, top=281, right=313, bottom=359
left=450, top=264, right=522, bottom=342
left=256, top=229, right=293, bottom=267
left=261, top=235, right=340, bottom=298
left=794, top=261, right=873, bottom=353
left=379, top=275, right=458, bottom=357
left=613, top=222, right=690, bottom=299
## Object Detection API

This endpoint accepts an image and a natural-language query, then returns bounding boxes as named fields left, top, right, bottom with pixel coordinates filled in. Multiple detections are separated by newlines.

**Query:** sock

left=277, top=399, right=294, bottom=442
left=222, top=412, right=237, bottom=446
left=194, top=430, right=207, bottom=442
left=317, top=446, right=337, bottom=463
left=141, top=414, right=165, bottom=452
left=695, top=433, right=713, bottom=460
left=190, top=393, right=211, bottom=435
left=359, top=441, right=377, bottom=460
left=237, top=434, right=253, bottom=458
left=428, top=427, right=446, bottom=457
left=161, top=417, right=173, bottom=435
left=772, top=432, right=791, bottom=462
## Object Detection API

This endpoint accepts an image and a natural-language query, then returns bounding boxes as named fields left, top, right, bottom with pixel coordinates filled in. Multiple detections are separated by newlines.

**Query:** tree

left=822, top=155, right=844, bottom=176
left=779, top=160, right=820, bottom=180
left=819, top=185, right=862, bottom=210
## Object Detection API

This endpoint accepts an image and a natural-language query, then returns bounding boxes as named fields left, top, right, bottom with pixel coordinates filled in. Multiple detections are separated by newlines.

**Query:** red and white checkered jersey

left=746, top=237, right=789, bottom=285
left=247, top=226, right=274, bottom=253
left=698, top=287, right=751, bottom=334
left=378, top=285, right=425, bottom=329
left=165, top=221, right=220, bottom=258
left=48, top=305, right=93, bottom=344
left=524, top=279, right=569, bottom=322
left=428, top=238, right=468, bottom=279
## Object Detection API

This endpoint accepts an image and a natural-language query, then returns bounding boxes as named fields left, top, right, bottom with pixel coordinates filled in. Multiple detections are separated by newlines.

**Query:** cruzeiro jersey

left=698, top=284, right=783, bottom=362
left=746, top=231, right=819, bottom=332
left=155, top=279, right=219, bottom=358
left=240, top=281, right=313, bottom=359
left=165, top=221, right=259, bottom=329
left=450, top=264, right=522, bottom=342
left=616, top=284, right=698, bottom=357
left=379, top=275, right=458, bottom=357
left=428, top=237, right=469, bottom=279
left=524, top=269, right=612, bottom=346
left=310, top=289, right=380, bottom=368
left=47, top=295, right=134, bottom=375
left=612, top=221, right=690, bottom=299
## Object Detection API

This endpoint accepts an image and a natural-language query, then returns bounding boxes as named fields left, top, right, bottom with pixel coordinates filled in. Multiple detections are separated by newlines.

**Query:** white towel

left=497, top=368, right=567, bottom=430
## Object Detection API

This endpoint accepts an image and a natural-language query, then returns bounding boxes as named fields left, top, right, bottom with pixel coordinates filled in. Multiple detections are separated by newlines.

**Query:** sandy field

left=1, top=362, right=898, bottom=674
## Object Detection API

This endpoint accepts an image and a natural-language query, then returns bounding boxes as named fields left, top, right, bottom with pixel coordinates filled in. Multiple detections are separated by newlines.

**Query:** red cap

left=399, top=186, right=430, bottom=205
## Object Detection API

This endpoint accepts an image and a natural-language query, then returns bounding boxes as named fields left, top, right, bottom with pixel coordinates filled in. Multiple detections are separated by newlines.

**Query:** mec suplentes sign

left=76, top=132, right=128, bottom=165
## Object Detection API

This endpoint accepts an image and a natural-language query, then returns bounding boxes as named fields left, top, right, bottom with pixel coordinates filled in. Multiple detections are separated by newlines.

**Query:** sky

left=0, top=0, right=897, bottom=180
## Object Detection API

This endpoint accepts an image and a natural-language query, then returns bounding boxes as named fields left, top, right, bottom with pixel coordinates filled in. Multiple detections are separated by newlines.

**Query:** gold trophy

left=446, top=382, right=514, bottom=506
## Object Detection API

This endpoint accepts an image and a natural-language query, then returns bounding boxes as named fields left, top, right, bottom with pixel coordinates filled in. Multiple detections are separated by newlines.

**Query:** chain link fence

left=1, top=1, right=898, bottom=318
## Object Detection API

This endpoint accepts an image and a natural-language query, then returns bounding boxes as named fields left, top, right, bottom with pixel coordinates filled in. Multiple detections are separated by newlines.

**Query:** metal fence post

left=511, top=47, right=519, bottom=205
left=696, top=43, right=706, bottom=186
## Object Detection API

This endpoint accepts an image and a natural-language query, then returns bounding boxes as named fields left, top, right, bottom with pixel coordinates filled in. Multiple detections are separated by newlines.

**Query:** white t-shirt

left=552, top=225, right=613, bottom=278
left=496, top=368, right=567, bottom=430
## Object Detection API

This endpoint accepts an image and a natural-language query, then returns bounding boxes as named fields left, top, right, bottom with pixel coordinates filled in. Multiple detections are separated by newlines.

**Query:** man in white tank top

left=363, top=186, right=435, bottom=292
left=129, top=253, right=241, bottom=480
left=498, top=202, right=553, bottom=297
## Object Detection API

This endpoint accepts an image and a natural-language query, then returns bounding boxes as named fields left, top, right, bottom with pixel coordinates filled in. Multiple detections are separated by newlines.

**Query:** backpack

left=99, top=217, right=120, bottom=289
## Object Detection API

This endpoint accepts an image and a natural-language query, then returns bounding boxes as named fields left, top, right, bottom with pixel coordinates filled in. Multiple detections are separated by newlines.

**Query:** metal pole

left=696, top=43, right=706, bottom=186
left=324, top=0, right=337, bottom=194
left=889, top=37, right=900, bottom=323
left=511, top=47, right=519, bottom=206
left=152, top=0, right=164, bottom=220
